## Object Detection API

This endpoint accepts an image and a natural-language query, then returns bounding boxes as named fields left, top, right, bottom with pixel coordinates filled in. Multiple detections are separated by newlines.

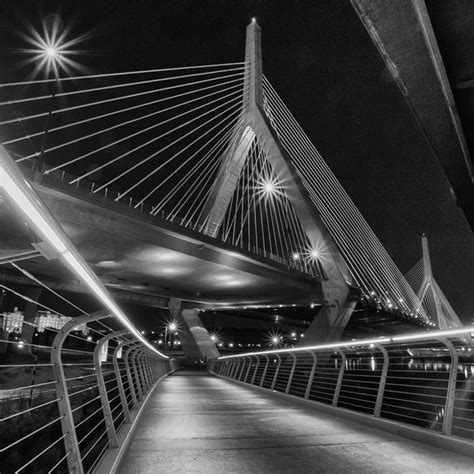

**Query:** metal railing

left=0, top=313, right=177, bottom=473
left=1, top=145, right=178, bottom=472
left=211, top=328, right=474, bottom=442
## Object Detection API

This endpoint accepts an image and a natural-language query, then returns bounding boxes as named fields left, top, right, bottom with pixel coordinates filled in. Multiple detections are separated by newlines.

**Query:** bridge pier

left=303, top=284, right=358, bottom=345
left=168, top=298, right=219, bottom=360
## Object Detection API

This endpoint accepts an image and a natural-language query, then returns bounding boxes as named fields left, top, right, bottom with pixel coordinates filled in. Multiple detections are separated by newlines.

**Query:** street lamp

left=164, top=322, right=178, bottom=353
left=21, top=15, right=85, bottom=172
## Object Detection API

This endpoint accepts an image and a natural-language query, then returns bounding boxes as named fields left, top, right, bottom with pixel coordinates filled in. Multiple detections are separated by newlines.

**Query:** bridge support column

left=168, top=299, right=220, bottom=361
left=302, top=284, right=357, bottom=345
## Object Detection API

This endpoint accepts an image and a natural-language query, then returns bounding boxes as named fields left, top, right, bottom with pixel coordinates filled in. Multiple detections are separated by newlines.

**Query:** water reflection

left=338, top=353, right=474, bottom=438
left=407, top=359, right=474, bottom=379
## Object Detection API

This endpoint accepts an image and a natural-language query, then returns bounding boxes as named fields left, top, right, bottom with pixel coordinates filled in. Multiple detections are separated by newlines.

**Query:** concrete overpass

left=352, top=0, right=474, bottom=230
left=7, top=168, right=322, bottom=309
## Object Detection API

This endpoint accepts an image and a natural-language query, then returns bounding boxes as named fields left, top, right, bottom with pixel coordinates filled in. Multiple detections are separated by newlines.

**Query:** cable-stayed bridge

left=0, top=21, right=442, bottom=346
left=1, top=10, right=474, bottom=474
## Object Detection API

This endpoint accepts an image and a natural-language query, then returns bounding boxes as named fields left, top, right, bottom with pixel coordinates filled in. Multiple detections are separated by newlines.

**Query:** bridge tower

left=199, top=20, right=357, bottom=343
left=412, top=235, right=464, bottom=330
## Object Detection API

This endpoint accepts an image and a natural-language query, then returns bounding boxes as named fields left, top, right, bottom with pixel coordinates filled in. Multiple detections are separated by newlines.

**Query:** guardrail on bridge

left=211, top=327, right=474, bottom=446
left=0, top=312, right=177, bottom=473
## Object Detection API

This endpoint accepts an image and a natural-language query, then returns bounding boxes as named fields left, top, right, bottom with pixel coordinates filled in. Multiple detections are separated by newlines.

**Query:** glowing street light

left=256, top=173, right=282, bottom=201
left=19, top=13, right=88, bottom=78
left=310, top=250, right=319, bottom=259
left=45, top=46, right=58, bottom=58
left=164, top=321, right=178, bottom=353
left=267, top=330, right=283, bottom=348
left=292, top=252, right=300, bottom=260
left=264, top=181, right=275, bottom=194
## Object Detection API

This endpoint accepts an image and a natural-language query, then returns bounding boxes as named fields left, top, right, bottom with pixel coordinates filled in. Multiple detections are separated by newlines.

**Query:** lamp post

left=37, top=47, right=62, bottom=173
left=164, top=322, right=177, bottom=353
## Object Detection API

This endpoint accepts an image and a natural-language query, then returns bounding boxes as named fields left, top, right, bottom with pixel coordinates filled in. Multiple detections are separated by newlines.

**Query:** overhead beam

left=351, top=0, right=474, bottom=230
left=1, top=269, right=171, bottom=308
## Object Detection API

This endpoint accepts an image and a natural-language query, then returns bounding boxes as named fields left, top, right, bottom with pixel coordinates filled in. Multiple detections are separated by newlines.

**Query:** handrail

left=218, top=325, right=474, bottom=359
left=213, top=330, right=474, bottom=444
left=0, top=313, right=174, bottom=473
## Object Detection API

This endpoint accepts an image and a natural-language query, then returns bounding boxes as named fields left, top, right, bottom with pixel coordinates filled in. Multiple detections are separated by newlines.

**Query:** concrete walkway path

left=119, top=370, right=473, bottom=473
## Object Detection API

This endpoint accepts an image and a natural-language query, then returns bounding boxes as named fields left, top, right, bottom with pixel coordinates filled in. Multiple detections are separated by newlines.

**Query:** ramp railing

left=0, top=312, right=177, bottom=473
left=212, top=327, right=474, bottom=442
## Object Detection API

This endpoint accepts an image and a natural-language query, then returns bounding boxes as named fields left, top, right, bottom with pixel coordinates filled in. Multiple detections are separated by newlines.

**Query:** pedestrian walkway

left=119, top=370, right=473, bottom=473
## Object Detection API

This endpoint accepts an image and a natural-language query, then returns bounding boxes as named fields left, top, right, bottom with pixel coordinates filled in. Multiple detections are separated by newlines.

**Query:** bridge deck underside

left=119, top=371, right=472, bottom=473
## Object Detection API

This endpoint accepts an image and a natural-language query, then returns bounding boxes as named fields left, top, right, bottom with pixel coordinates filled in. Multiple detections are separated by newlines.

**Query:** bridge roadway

left=119, top=370, right=473, bottom=473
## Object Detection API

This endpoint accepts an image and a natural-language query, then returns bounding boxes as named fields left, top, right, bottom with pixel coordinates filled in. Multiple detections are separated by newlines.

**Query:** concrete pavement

left=119, top=370, right=473, bottom=473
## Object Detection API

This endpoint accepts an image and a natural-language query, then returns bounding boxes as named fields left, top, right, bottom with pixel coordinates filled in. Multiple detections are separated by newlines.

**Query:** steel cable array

left=261, top=75, right=431, bottom=323
left=1, top=60, right=435, bottom=322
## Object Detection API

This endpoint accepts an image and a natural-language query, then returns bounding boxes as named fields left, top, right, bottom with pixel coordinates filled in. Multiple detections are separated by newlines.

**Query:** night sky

left=1, top=0, right=473, bottom=321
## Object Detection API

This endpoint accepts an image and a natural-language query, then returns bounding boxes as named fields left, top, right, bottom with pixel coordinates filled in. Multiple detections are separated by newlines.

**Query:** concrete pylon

left=416, top=235, right=464, bottom=330
left=168, top=298, right=219, bottom=360
left=200, top=20, right=355, bottom=344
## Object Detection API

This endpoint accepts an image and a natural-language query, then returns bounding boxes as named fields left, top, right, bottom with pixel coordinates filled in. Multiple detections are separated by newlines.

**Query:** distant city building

left=36, top=311, right=72, bottom=332
left=0, top=309, right=88, bottom=335
left=1, top=308, right=24, bottom=332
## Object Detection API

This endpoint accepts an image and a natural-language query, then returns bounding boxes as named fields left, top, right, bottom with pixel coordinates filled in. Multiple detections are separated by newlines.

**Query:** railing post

left=236, top=358, right=244, bottom=379
left=332, top=349, right=346, bottom=406
left=139, top=351, right=151, bottom=390
left=226, top=359, right=234, bottom=377
left=244, top=356, right=253, bottom=382
left=94, top=332, right=128, bottom=449
left=124, top=343, right=139, bottom=408
left=135, top=348, right=149, bottom=395
left=146, top=355, right=155, bottom=383
left=374, top=344, right=389, bottom=417
left=238, top=357, right=247, bottom=380
left=135, top=350, right=146, bottom=391
left=113, top=340, right=131, bottom=424
left=149, top=355, right=156, bottom=382
left=260, top=355, right=269, bottom=387
left=285, top=353, right=297, bottom=394
left=131, top=347, right=144, bottom=400
left=51, top=313, right=110, bottom=474
left=251, top=356, right=260, bottom=384
left=439, top=338, right=459, bottom=435
left=230, top=359, right=240, bottom=379
left=305, top=352, right=317, bottom=399
left=270, top=354, right=282, bottom=390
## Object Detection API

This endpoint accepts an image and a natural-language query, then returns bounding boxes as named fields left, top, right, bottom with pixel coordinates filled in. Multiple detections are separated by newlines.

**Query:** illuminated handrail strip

left=218, top=326, right=474, bottom=359
left=0, top=144, right=167, bottom=358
